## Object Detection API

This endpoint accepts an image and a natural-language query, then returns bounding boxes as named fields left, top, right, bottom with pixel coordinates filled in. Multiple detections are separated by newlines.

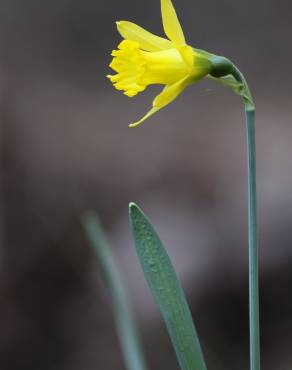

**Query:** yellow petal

left=153, top=76, right=191, bottom=108
left=116, top=21, right=172, bottom=51
left=161, top=0, right=185, bottom=46
left=177, top=45, right=194, bottom=68
left=129, top=107, right=159, bottom=127
left=129, top=76, right=191, bottom=128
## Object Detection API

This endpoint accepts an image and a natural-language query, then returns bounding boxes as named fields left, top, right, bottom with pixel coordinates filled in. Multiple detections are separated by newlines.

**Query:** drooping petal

left=129, top=107, right=159, bottom=127
left=129, top=76, right=192, bottom=127
left=116, top=21, right=172, bottom=51
left=161, top=0, right=185, bottom=46
left=153, top=75, right=191, bottom=108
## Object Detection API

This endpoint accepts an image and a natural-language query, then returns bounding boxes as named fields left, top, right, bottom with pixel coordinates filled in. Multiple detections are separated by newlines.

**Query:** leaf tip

left=81, top=210, right=96, bottom=227
left=129, top=202, right=139, bottom=213
left=129, top=202, right=145, bottom=224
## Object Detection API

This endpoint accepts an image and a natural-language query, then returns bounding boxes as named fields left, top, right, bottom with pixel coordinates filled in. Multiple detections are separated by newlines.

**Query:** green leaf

left=82, top=212, right=148, bottom=370
left=129, top=203, right=207, bottom=370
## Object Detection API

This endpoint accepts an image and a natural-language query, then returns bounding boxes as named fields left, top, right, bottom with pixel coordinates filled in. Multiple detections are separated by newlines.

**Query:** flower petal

left=116, top=21, right=172, bottom=51
left=129, top=107, right=159, bottom=127
left=161, top=0, right=185, bottom=46
left=129, top=76, right=192, bottom=127
left=153, top=76, right=191, bottom=108
left=177, top=45, right=194, bottom=68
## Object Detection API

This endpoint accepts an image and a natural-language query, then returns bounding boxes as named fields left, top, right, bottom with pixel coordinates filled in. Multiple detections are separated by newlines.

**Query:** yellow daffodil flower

left=107, top=0, right=213, bottom=127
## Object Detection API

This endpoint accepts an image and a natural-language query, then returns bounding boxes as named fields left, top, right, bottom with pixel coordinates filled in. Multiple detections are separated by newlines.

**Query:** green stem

left=82, top=212, right=148, bottom=370
left=245, top=108, right=260, bottom=370
left=228, top=64, right=260, bottom=370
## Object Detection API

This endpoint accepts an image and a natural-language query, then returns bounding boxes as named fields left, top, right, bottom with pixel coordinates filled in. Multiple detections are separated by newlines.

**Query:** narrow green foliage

left=129, top=203, right=207, bottom=370
left=82, top=212, right=148, bottom=370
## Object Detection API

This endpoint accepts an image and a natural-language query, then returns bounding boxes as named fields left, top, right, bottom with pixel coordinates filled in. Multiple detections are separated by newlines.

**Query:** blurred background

left=1, top=0, right=292, bottom=369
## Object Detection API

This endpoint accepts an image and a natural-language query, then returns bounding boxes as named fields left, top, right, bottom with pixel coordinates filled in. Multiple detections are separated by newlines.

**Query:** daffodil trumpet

left=107, top=0, right=253, bottom=127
